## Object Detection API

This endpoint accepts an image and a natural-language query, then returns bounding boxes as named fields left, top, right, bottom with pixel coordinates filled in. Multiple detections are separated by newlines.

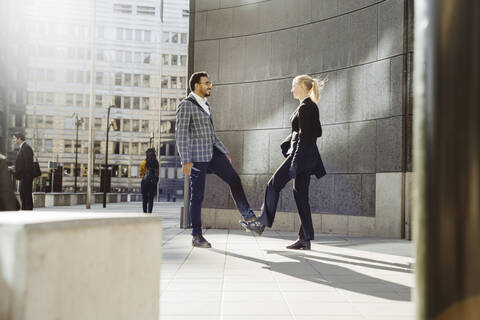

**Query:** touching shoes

left=240, top=219, right=265, bottom=236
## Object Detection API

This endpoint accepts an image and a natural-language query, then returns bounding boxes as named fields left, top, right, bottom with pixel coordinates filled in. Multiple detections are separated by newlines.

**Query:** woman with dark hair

left=241, top=74, right=327, bottom=250
left=140, top=148, right=159, bottom=213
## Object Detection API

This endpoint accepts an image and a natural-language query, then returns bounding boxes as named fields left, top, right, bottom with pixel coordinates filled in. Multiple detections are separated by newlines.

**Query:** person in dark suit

left=176, top=71, right=257, bottom=248
left=12, top=133, right=34, bottom=210
left=241, top=75, right=327, bottom=250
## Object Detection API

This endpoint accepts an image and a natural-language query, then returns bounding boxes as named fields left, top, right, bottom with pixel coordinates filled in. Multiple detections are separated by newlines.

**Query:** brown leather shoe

left=192, top=234, right=212, bottom=248
left=286, top=239, right=311, bottom=250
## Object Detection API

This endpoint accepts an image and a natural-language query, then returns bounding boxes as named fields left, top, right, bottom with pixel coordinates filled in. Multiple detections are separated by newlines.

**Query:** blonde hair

left=293, top=74, right=328, bottom=103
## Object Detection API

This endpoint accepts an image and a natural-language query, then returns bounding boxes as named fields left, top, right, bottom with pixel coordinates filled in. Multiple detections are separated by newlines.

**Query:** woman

left=140, top=148, right=159, bottom=213
left=241, top=74, right=327, bottom=250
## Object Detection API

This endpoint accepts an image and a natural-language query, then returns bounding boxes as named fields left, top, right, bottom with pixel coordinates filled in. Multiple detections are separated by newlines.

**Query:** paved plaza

left=37, top=203, right=415, bottom=320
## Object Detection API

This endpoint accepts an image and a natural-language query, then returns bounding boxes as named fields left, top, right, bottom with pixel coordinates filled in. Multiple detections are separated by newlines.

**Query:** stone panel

left=297, top=16, right=350, bottom=74
left=258, top=0, right=311, bottom=33
left=361, top=173, right=376, bottom=217
left=350, top=6, right=378, bottom=65
left=335, top=65, right=365, bottom=122
left=378, top=0, right=404, bottom=59
left=244, top=34, right=270, bottom=81
left=348, top=120, right=377, bottom=173
left=316, top=71, right=336, bottom=125
left=206, top=8, right=233, bottom=39
left=390, top=55, right=404, bottom=116
left=364, top=59, right=391, bottom=119
left=255, top=80, right=284, bottom=130
left=320, top=123, right=349, bottom=173
left=282, top=78, right=297, bottom=128
left=232, top=3, right=260, bottom=36
left=194, top=40, right=220, bottom=83
left=196, top=0, right=221, bottom=12
left=375, top=172, right=402, bottom=238
left=242, top=130, right=269, bottom=174
left=268, top=29, right=298, bottom=78
left=376, top=116, right=402, bottom=172
left=268, top=128, right=291, bottom=174
left=221, top=0, right=264, bottom=8
left=337, top=0, right=382, bottom=14
left=228, top=83, right=256, bottom=130
left=194, top=12, right=207, bottom=40
left=312, top=0, right=339, bottom=21
left=322, top=214, right=348, bottom=234
left=348, top=216, right=376, bottom=236
left=270, top=211, right=296, bottom=232
left=209, top=84, right=231, bottom=131
left=334, top=174, right=362, bottom=215
left=309, top=174, right=335, bottom=213
left=219, top=37, right=245, bottom=83
left=204, top=174, right=233, bottom=209
left=216, top=131, right=244, bottom=171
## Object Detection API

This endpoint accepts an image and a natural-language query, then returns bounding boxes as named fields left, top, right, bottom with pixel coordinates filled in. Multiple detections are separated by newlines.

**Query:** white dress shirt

left=192, top=92, right=210, bottom=115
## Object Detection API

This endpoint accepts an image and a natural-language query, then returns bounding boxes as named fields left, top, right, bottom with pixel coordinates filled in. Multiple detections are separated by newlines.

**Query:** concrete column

left=414, top=0, right=480, bottom=318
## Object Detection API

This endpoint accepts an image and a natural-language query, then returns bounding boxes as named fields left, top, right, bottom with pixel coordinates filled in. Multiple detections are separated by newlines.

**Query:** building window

left=75, top=94, right=83, bottom=107
left=66, top=94, right=74, bottom=105
left=122, top=119, right=130, bottom=132
left=46, top=93, right=54, bottom=104
left=115, top=96, right=121, bottom=108
left=162, top=54, right=169, bottom=65
left=134, top=52, right=142, bottom=64
left=182, top=9, right=190, bottom=18
left=162, top=32, right=169, bottom=43
left=44, top=139, right=52, bottom=152
left=116, top=51, right=123, bottom=63
left=142, top=97, right=150, bottom=110
left=171, top=76, right=177, bottom=89
left=143, top=75, right=150, bottom=87
left=135, top=29, right=142, bottom=41
left=169, top=98, right=177, bottom=110
left=95, top=95, right=103, bottom=107
left=143, top=53, right=151, bottom=64
left=161, top=76, right=168, bottom=88
left=161, top=98, right=168, bottom=110
left=180, top=55, right=187, bottom=66
left=121, top=165, right=129, bottom=177
left=96, top=72, right=103, bottom=85
left=64, top=140, right=72, bottom=153
left=133, top=97, right=140, bottom=109
left=171, top=55, right=178, bottom=66
left=133, top=74, right=140, bottom=87
left=131, top=142, right=139, bottom=155
left=179, top=76, right=186, bottom=89
left=124, top=73, right=132, bottom=86
left=171, top=32, right=178, bottom=43
left=124, top=97, right=131, bottom=109
left=137, top=6, right=155, bottom=16
left=95, top=118, right=102, bottom=129
left=144, top=30, right=151, bottom=42
left=122, top=142, right=130, bottom=155
left=125, top=28, right=133, bottom=41
left=181, top=33, right=188, bottom=44
left=116, top=28, right=123, bottom=40
left=141, top=120, right=149, bottom=132
left=114, top=4, right=132, bottom=14
left=96, top=49, right=105, bottom=61
left=115, top=72, right=122, bottom=86
left=125, top=51, right=132, bottom=63
left=132, top=120, right=139, bottom=132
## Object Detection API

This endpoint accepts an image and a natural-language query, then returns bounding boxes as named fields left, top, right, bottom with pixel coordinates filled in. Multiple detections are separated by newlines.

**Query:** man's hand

left=226, top=154, right=232, bottom=164
left=182, top=162, right=193, bottom=176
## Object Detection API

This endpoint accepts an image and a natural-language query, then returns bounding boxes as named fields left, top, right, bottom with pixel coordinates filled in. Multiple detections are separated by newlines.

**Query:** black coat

left=14, top=142, right=34, bottom=179
left=281, top=97, right=326, bottom=179
left=0, top=157, right=20, bottom=211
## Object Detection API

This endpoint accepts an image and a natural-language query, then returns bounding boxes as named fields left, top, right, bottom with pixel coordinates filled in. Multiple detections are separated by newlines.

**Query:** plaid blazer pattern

left=175, top=93, right=228, bottom=164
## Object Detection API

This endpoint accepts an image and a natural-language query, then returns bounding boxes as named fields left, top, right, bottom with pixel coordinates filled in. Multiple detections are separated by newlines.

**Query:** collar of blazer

left=186, top=94, right=211, bottom=116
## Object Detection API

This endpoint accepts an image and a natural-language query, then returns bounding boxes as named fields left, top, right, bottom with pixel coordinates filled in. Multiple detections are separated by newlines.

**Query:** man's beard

left=205, top=91, right=211, bottom=97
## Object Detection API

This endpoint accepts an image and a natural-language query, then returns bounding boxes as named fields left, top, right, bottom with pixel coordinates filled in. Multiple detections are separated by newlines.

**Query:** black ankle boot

left=286, top=239, right=311, bottom=250
left=239, top=219, right=265, bottom=236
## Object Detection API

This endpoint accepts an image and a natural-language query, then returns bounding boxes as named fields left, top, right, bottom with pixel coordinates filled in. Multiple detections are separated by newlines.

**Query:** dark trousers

left=259, top=156, right=314, bottom=240
left=20, top=177, right=33, bottom=210
left=141, top=181, right=156, bottom=213
left=190, top=147, right=254, bottom=235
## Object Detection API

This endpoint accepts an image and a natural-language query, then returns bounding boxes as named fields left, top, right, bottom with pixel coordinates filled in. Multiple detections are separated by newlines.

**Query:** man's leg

left=207, top=148, right=254, bottom=221
left=293, top=172, right=314, bottom=240
left=189, top=162, right=209, bottom=235
left=23, top=177, right=33, bottom=210
left=258, top=157, right=292, bottom=227
left=19, top=179, right=26, bottom=210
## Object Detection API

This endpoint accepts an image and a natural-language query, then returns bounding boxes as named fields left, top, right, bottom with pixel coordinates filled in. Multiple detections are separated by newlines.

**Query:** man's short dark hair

left=13, top=132, right=26, bottom=141
left=189, top=71, right=209, bottom=92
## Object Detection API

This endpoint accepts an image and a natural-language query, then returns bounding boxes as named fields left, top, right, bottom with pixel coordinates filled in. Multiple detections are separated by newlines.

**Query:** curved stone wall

left=191, top=0, right=409, bottom=236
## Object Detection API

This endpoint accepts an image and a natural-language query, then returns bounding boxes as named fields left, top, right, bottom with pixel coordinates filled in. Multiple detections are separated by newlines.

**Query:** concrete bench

left=0, top=212, right=162, bottom=320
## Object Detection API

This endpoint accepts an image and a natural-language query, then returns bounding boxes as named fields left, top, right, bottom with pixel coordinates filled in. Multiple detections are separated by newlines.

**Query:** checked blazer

left=175, top=93, right=228, bottom=164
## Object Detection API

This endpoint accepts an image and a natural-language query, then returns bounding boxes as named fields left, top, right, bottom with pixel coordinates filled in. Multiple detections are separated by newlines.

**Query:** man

left=12, top=133, right=34, bottom=210
left=176, top=71, right=256, bottom=248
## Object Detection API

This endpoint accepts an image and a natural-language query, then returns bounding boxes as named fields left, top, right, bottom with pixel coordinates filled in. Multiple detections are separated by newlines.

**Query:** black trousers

left=258, top=156, right=314, bottom=240
left=141, top=181, right=156, bottom=213
left=20, top=176, right=33, bottom=210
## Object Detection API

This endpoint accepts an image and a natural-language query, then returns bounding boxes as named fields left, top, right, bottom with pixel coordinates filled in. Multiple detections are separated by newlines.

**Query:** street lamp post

left=103, top=104, right=117, bottom=208
left=73, top=113, right=84, bottom=193
left=149, top=132, right=154, bottom=148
